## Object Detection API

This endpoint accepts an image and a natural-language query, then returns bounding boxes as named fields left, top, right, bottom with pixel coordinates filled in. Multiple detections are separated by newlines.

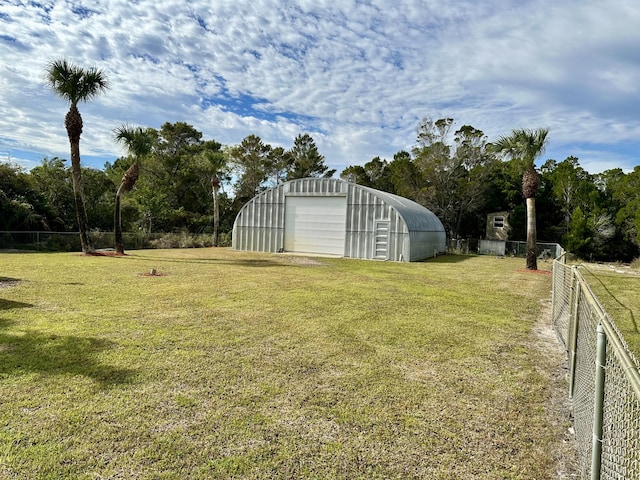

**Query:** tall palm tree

left=198, top=140, right=226, bottom=246
left=46, top=59, right=109, bottom=254
left=113, top=125, right=154, bottom=254
left=492, top=128, right=549, bottom=270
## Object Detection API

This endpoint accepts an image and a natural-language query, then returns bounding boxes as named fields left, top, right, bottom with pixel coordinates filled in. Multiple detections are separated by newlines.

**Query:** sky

left=1, top=0, right=639, bottom=176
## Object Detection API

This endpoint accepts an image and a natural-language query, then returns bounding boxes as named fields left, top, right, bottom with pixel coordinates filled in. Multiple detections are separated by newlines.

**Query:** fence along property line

left=552, top=258, right=640, bottom=480
left=0, top=231, right=191, bottom=251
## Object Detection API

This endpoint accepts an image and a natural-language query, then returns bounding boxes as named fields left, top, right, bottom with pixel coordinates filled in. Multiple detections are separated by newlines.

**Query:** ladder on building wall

left=374, top=221, right=389, bottom=260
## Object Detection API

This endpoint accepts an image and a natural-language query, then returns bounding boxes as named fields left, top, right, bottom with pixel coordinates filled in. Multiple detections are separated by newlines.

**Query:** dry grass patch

left=0, top=249, right=573, bottom=478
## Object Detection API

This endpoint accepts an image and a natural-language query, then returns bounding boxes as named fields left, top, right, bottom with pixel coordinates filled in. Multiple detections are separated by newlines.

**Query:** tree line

left=1, top=59, right=334, bottom=255
left=0, top=124, right=333, bottom=247
left=1, top=59, right=639, bottom=262
left=342, top=118, right=640, bottom=263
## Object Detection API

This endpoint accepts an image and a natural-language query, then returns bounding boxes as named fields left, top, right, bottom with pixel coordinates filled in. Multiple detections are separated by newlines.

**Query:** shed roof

left=357, top=184, right=444, bottom=232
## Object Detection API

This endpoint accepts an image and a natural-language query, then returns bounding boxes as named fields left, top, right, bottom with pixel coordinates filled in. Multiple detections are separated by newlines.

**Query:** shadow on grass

left=0, top=319, right=137, bottom=388
left=0, top=276, right=22, bottom=288
left=583, top=269, right=638, bottom=334
left=0, top=299, right=33, bottom=310
left=426, top=254, right=478, bottom=264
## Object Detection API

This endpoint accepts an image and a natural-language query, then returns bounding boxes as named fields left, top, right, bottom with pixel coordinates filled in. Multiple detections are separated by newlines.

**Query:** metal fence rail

left=552, top=259, right=640, bottom=480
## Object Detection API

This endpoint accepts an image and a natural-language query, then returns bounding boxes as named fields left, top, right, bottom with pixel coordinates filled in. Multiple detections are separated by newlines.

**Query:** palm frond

left=113, top=124, right=153, bottom=160
left=77, top=67, right=110, bottom=101
left=45, top=58, right=109, bottom=104
left=491, top=128, right=549, bottom=167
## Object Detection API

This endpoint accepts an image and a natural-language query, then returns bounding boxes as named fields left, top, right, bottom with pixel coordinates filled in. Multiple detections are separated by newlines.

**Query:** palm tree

left=492, top=128, right=549, bottom=270
left=198, top=140, right=226, bottom=246
left=46, top=59, right=109, bottom=254
left=113, top=125, right=154, bottom=254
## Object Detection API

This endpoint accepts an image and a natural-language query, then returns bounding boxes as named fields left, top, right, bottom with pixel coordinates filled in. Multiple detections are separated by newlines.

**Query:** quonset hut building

left=232, top=178, right=446, bottom=262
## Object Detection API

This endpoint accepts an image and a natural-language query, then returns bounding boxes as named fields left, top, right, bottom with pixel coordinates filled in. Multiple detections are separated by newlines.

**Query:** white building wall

left=232, top=185, right=285, bottom=253
left=233, top=178, right=446, bottom=262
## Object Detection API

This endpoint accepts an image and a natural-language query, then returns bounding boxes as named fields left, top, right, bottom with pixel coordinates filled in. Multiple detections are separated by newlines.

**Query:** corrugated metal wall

left=232, top=185, right=286, bottom=253
left=408, top=230, right=448, bottom=261
left=343, top=185, right=407, bottom=261
left=233, top=178, right=446, bottom=262
left=286, top=177, right=346, bottom=195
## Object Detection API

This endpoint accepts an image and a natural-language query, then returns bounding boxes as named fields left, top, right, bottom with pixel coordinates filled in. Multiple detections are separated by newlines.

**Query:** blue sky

left=1, top=0, right=639, bottom=175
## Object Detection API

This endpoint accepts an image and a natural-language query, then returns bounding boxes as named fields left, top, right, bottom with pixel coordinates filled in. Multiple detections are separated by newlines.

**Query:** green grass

left=580, top=263, right=640, bottom=359
left=0, top=249, right=568, bottom=479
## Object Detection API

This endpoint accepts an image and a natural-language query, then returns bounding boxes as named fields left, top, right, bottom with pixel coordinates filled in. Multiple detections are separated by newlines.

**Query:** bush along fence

left=0, top=231, right=232, bottom=252
left=552, top=257, right=640, bottom=480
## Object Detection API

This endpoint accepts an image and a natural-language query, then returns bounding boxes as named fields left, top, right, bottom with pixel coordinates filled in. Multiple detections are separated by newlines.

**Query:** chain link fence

left=552, top=258, right=640, bottom=479
left=448, top=238, right=563, bottom=258
left=0, top=230, right=154, bottom=251
left=0, top=231, right=231, bottom=251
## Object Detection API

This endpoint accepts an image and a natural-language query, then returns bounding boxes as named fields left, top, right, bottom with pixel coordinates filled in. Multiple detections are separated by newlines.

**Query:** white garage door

left=284, top=196, right=347, bottom=255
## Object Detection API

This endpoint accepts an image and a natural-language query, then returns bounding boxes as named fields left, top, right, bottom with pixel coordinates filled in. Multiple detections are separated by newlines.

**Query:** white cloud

left=1, top=0, right=639, bottom=175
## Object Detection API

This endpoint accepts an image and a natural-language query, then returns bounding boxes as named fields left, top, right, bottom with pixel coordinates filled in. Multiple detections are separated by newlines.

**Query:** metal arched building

left=232, top=177, right=446, bottom=262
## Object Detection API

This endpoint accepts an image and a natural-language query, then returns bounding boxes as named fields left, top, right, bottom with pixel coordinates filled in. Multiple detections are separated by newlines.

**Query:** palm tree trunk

left=69, top=140, right=93, bottom=254
left=65, top=104, right=93, bottom=254
left=212, top=175, right=220, bottom=247
left=114, top=183, right=127, bottom=254
left=114, top=163, right=139, bottom=255
left=525, top=196, right=537, bottom=270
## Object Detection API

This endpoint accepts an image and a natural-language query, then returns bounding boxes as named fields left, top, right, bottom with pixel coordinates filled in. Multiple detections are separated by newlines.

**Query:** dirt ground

left=534, top=296, right=580, bottom=478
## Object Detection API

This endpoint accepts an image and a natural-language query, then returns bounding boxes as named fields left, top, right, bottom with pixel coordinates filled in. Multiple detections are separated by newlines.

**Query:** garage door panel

left=284, top=196, right=346, bottom=255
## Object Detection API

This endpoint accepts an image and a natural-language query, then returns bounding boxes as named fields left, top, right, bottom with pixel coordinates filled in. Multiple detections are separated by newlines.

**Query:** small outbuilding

left=486, top=211, right=511, bottom=241
left=232, top=177, right=446, bottom=262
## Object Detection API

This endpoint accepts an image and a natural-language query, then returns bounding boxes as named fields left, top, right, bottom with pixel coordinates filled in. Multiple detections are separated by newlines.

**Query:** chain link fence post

left=590, top=324, right=606, bottom=480
left=568, top=267, right=581, bottom=397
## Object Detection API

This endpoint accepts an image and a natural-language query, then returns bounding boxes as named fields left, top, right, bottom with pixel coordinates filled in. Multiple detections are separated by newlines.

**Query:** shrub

left=217, top=232, right=232, bottom=247
left=150, top=232, right=214, bottom=249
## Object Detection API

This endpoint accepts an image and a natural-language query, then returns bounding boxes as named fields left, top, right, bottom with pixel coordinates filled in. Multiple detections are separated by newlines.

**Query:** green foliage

left=149, top=232, right=215, bottom=249
left=343, top=118, right=499, bottom=239
left=564, top=207, right=591, bottom=256
left=82, top=167, right=116, bottom=230
left=0, top=162, right=54, bottom=230
left=217, top=231, right=232, bottom=247
left=29, top=157, right=76, bottom=230
left=286, top=133, right=335, bottom=180
left=491, top=128, right=549, bottom=173
left=45, top=59, right=109, bottom=106
left=336, top=118, right=640, bottom=262
left=113, top=125, right=154, bottom=166
left=227, top=134, right=273, bottom=204
left=228, top=133, right=333, bottom=204
left=124, top=122, right=229, bottom=234
left=46, top=232, right=82, bottom=251
left=388, top=150, right=422, bottom=199
left=341, top=156, right=394, bottom=192
left=111, top=125, right=155, bottom=253
left=45, top=58, right=110, bottom=253
left=612, top=166, right=640, bottom=245
left=484, top=128, right=549, bottom=269
left=7, top=114, right=640, bottom=262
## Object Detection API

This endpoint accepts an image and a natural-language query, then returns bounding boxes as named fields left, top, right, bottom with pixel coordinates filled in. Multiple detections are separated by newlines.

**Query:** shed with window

left=232, top=177, right=446, bottom=262
left=486, top=211, right=511, bottom=241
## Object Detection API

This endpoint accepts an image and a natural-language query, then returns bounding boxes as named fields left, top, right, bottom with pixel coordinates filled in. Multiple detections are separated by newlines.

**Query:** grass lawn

left=579, top=263, right=640, bottom=359
left=1, top=249, right=572, bottom=479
